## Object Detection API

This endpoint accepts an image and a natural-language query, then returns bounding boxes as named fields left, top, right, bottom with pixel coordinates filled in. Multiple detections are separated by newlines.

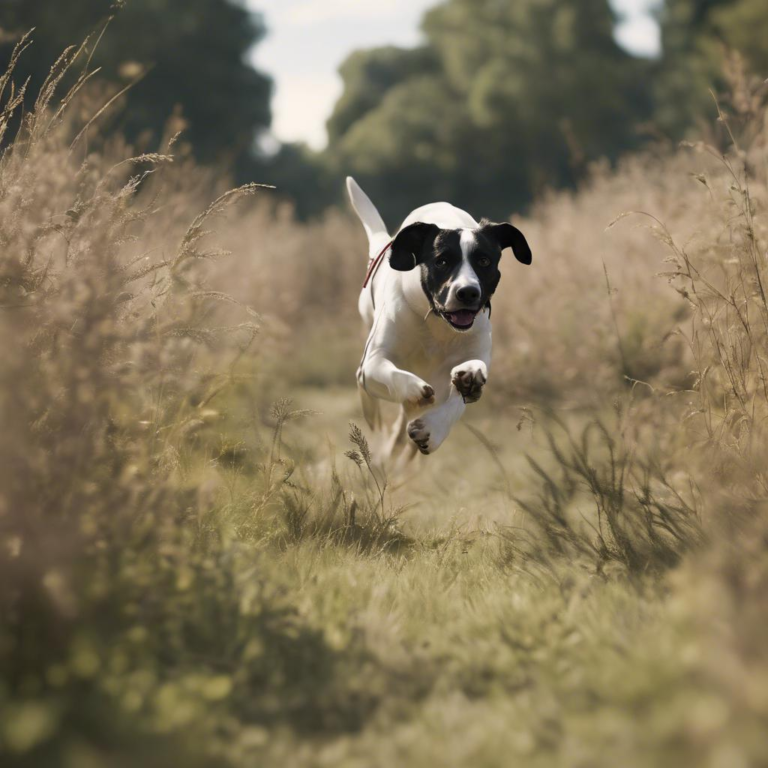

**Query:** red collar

left=362, top=240, right=393, bottom=288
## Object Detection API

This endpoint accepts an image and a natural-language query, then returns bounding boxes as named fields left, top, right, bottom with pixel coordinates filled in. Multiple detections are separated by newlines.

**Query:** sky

left=247, top=0, right=661, bottom=150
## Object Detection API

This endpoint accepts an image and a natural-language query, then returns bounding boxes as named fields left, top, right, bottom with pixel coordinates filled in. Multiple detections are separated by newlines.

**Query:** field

left=2, top=44, right=768, bottom=767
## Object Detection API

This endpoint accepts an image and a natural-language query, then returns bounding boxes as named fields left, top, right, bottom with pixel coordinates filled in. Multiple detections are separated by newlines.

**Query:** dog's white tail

left=346, top=177, right=390, bottom=257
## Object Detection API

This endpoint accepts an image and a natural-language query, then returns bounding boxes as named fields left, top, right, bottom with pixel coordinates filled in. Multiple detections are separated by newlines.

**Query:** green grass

left=9, top=372, right=760, bottom=768
left=195, top=385, right=766, bottom=768
left=65, top=382, right=759, bottom=768
left=36, top=381, right=754, bottom=768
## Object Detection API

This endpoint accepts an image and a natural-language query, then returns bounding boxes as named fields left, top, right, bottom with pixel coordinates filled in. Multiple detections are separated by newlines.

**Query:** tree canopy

left=654, top=0, right=768, bottom=138
left=2, top=0, right=768, bottom=221
left=324, top=0, right=654, bottom=224
left=0, top=0, right=272, bottom=162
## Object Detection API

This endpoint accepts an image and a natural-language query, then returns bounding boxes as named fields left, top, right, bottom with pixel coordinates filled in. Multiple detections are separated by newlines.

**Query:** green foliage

left=248, top=141, right=338, bottom=222
left=327, top=46, right=440, bottom=145
left=310, top=0, right=768, bottom=221
left=0, top=0, right=271, bottom=162
left=711, top=0, right=768, bottom=72
left=655, top=0, right=768, bottom=138
left=325, top=0, right=653, bottom=224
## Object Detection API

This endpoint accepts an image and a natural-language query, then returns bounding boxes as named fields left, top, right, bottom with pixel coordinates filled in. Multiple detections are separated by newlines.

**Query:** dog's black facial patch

left=414, top=229, right=502, bottom=331
left=389, top=220, right=531, bottom=332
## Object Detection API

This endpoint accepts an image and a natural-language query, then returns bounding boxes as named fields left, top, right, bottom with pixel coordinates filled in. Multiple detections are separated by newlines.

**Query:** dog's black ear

left=481, top=221, right=532, bottom=265
left=389, top=222, right=440, bottom=271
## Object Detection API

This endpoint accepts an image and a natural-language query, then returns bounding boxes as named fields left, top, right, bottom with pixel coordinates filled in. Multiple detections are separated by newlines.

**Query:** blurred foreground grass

left=1, top=39, right=768, bottom=767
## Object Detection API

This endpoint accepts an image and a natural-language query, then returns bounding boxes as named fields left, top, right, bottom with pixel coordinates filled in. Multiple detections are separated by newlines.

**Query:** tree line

left=1, top=0, right=766, bottom=224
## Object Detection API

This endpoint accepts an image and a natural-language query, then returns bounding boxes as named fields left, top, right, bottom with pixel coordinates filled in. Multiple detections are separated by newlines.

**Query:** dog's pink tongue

left=448, top=310, right=475, bottom=327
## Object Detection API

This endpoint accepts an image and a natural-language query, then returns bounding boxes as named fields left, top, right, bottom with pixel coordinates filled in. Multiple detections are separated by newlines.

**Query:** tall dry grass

left=0, top=36, right=446, bottom=764
left=0, top=34, right=346, bottom=764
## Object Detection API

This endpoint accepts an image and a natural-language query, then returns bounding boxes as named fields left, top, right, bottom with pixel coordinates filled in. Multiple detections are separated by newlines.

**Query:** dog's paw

left=407, top=418, right=434, bottom=455
left=407, top=414, right=450, bottom=455
left=394, top=372, right=435, bottom=408
left=451, top=361, right=487, bottom=404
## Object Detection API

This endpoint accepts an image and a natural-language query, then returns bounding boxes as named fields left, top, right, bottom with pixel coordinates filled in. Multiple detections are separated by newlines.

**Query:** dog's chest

left=394, top=321, right=478, bottom=378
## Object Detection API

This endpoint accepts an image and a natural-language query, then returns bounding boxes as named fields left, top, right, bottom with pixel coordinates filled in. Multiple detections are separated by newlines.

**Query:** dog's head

left=389, top=220, right=532, bottom=331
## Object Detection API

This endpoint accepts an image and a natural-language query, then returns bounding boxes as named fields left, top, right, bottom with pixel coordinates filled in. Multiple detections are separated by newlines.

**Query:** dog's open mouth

left=442, top=309, right=478, bottom=330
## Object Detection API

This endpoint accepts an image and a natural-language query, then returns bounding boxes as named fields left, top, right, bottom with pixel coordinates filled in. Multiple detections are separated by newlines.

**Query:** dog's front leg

left=406, top=390, right=465, bottom=455
left=406, top=358, right=489, bottom=455
left=358, top=352, right=436, bottom=408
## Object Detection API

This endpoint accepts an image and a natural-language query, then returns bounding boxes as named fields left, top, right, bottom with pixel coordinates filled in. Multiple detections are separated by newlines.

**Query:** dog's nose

left=456, top=285, right=481, bottom=304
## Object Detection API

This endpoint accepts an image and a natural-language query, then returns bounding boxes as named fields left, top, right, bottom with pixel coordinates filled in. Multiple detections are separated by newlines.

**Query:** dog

left=347, top=177, right=532, bottom=465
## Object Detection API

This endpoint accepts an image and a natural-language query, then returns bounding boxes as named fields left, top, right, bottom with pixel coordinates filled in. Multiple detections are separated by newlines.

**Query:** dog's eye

left=477, top=256, right=491, bottom=268
left=435, top=257, right=449, bottom=269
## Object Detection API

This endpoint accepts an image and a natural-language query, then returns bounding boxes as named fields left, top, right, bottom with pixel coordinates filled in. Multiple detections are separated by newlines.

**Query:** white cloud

left=615, top=15, right=661, bottom=58
left=270, top=74, right=343, bottom=148
left=612, top=0, right=662, bottom=57
left=286, top=0, right=415, bottom=25
left=251, top=0, right=418, bottom=27
left=612, top=0, right=662, bottom=16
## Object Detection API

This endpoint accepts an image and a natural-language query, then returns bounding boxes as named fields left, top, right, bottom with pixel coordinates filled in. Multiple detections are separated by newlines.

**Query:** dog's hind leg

left=358, top=383, right=381, bottom=431
left=381, top=406, right=408, bottom=461
left=383, top=406, right=420, bottom=477
left=390, top=440, right=419, bottom=479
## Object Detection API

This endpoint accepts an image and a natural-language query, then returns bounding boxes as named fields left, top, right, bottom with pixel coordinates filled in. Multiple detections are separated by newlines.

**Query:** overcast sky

left=247, top=0, right=661, bottom=150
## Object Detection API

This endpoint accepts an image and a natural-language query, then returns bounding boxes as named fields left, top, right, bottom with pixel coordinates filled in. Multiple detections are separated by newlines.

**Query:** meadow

left=1, top=40, right=768, bottom=767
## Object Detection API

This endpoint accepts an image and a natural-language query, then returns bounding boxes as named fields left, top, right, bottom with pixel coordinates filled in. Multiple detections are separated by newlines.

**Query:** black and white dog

left=347, top=177, right=532, bottom=463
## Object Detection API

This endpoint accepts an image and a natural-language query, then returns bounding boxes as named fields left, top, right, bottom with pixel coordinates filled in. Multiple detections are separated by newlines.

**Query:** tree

left=0, top=0, right=272, bottom=162
left=325, top=0, right=653, bottom=225
left=654, top=0, right=768, bottom=138
left=327, top=46, right=439, bottom=145
left=711, top=0, right=768, bottom=73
